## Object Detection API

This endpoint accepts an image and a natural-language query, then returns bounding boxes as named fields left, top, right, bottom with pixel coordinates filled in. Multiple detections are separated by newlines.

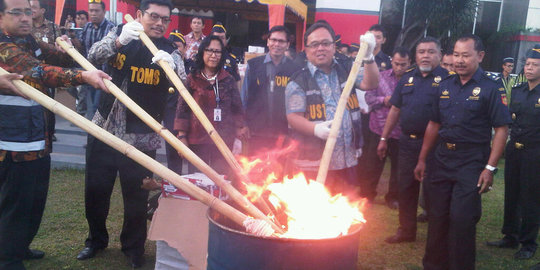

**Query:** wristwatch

left=485, top=164, right=498, bottom=175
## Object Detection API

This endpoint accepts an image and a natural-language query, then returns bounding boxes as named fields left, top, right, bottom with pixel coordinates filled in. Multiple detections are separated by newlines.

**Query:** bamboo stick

left=123, top=15, right=281, bottom=226
left=315, top=41, right=369, bottom=184
left=55, top=38, right=283, bottom=234
left=0, top=67, right=252, bottom=230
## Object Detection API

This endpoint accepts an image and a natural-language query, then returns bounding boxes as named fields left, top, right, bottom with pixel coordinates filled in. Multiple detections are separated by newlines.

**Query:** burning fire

left=239, top=142, right=366, bottom=239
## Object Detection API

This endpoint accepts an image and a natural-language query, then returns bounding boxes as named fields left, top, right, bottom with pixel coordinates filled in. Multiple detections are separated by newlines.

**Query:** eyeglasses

left=5, top=8, right=32, bottom=17
left=142, top=11, right=171, bottom=24
left=88, top=0, right=102, bottom=3
left=305, top=41, right=334, bottom=49
left=268, top=38, right=288, bottom=44
left=204, top=49, right=222, bottom=56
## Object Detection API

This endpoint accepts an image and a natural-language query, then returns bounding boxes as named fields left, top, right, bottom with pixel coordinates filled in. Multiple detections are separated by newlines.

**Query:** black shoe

left=486, top=237, right=519, bottom=249
left=76, top=247, right=102, bottom=260
left=385, top=232, right=415, bottom=244
left=417, top=212, right=428, bottom=223
left=515, top=247, right=536, bottom=260
left=24, top=249, right=45, bottom=260
left=530, top=262, right=540, bottom=270
left=386, top=200, right=399, bottom=210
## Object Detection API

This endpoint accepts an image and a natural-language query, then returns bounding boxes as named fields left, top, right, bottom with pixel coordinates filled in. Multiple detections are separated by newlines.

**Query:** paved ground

left=51, top=115, right=167, bottom=169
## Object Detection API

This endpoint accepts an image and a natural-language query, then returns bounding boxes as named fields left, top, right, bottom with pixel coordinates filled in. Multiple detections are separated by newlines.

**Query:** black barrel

left=207, top=209, right=361, bottom=270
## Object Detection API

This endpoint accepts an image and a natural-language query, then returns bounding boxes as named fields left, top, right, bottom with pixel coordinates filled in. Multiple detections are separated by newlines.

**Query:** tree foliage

left=389, top=0, right=477, bottom=51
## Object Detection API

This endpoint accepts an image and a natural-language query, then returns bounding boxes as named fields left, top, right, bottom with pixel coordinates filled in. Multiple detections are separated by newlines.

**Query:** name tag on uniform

left=214, top=108, right=222, bottom=122
left=42, top=36, right=48, bottom=43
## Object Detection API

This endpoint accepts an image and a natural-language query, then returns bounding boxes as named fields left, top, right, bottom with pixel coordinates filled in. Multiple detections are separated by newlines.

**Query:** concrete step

left=51, top=116, right=167, bottom=169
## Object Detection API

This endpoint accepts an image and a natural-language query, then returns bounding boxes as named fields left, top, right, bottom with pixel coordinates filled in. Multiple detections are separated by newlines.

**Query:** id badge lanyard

left=213, top=78, right=221, bottom=122
left=201, top=71, right=222, bottom=122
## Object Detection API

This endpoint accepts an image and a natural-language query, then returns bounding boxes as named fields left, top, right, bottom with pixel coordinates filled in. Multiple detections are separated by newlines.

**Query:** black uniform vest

left=246, top=55, right=301, bottom=137
left=0, top=34, right=48, bottom=146
left=288, top=63, right=363, bottom=161
left=99, top=24, right=175, bottom=134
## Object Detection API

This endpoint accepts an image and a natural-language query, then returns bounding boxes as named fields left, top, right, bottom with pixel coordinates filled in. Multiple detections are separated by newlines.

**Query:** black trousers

left=357, top=129, right=399, bottom=202
left=423, top=143, right=489, bottom=270
left=188, top=143, right=230, bottom=176
left=502, top=141, right=540, bottom=249
left=84, top=137, right=153, bottom=257
left=163, top=94, right=183, bottom=175
left=0, top=155, right=50, bottom=270
left=397, top=135, right=423, bottom=236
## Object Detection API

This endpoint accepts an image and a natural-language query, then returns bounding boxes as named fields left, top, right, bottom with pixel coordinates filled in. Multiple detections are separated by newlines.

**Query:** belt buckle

left=409, top=134, right=417, bottom=139
left=446, top=143, right=456, bottom=150
left=515, top=142, right=524, bottom=149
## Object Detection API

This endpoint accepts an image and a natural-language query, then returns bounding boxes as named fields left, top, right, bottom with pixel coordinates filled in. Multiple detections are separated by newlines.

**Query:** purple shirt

left=365, top=69, right=402, bottom=139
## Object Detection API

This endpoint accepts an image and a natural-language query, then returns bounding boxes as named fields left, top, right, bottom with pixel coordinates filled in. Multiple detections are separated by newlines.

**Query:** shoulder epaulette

left=448, top=71, right=456, bottom=75
left=512, top=81, right=527, bottom=89
left=405, top=66, right=416, bottom=73
left=485, top=71, right=500, bottom=82
left=230, top=53, right=237, bottom=59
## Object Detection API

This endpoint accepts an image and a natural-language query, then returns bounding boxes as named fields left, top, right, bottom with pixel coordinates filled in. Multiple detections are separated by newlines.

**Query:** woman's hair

left=194, top=35, right=226, bottom=73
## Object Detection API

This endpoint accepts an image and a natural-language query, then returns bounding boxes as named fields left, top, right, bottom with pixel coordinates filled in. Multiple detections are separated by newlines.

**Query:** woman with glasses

left=175, top=35, right=248, bottom=175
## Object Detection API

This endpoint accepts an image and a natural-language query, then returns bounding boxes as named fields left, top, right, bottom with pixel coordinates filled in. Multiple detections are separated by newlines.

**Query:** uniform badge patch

left=434, top=76, right=441, bottom=83
left=472, top=87, right=481, bottom=96
left=512, top=113, right=516, bottom=120
left=408, top=77, right=413, bottom=84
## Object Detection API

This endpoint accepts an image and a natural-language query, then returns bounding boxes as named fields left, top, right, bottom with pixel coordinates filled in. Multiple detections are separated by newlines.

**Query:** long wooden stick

left=316, top=42, right=369, bottom=184
left=55, top=38, right=283, bottom=234
left=123, top=14, right=280, bottom=224
left=0, top=67, right=252, bottom=230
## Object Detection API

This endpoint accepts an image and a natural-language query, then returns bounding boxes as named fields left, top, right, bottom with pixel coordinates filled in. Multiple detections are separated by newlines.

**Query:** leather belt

left=443, top=142, right=487, bottom=151
left=406, top=133, right=423, bottom=139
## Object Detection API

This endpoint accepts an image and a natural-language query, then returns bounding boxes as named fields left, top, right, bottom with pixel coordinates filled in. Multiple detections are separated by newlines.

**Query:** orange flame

left=238, top=141, right=366, bottom=239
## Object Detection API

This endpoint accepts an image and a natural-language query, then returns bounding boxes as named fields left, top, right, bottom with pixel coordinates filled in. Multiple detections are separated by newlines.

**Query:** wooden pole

left=315, top=42, right=369, bottom=184
left=0, top=67, right=251, bottom=229
left=55, top=38, right=283, bottom=234
left=123, top=14, right=281, bottom=226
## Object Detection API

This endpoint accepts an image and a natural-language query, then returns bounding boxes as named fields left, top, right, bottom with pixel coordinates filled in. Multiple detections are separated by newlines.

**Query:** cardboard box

left=161, top=173, right=229, bottom=201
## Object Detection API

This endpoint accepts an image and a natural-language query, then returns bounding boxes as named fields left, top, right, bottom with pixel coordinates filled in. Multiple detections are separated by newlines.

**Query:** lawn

left=24, top=165, right=538, bottom=269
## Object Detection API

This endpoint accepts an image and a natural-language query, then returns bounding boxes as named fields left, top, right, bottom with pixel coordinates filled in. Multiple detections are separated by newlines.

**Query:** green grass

left=24, top=165, right=537, bottom=269
left=25, top=168, right=157, bottom=270
left=356, top=163, right=536, bottom=270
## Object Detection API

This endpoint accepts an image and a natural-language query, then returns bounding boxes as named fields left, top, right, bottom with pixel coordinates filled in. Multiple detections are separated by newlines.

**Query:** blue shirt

left=432, top=68, right=511, bottom=143
left=390, top=66, right=449, bottom=135
left=509, top=82, right=540, bottom=143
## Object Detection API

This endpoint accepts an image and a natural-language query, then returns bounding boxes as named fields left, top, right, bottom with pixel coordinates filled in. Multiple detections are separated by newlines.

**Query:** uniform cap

left=168, top=31, right=186, bottom=45
left=526, top=44, right=540, bottom=59
left=211, top=22, right=226, bottom=34
left=502, top=57, right=514, bottom=64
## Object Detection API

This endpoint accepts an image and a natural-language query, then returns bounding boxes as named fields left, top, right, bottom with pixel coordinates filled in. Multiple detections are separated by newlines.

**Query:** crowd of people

left=0, top=0, right=540, bottom=269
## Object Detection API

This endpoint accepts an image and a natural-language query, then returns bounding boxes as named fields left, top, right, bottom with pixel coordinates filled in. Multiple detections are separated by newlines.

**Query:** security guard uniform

left=387, top=66, right=449, bottom=239
left=423, top=68, right=511, bottom=270
left=224, top=51, right=240, bottom=81
left=500, top=81, right=540, bottom=253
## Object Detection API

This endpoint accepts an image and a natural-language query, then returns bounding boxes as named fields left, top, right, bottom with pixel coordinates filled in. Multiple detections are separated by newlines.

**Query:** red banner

left=55, top=0, right=66, bottom=25
left=268, top=4, right=285, bottom=30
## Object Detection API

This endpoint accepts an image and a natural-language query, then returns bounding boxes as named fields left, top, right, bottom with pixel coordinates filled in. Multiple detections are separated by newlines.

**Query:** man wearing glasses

left=241, top=25, right=302, bottom=156
left=74, top=0, right=115, bottom=120
left=76, top=0, right=185, bottom=267
left=285, top=21, right=379, bottom=194
left=0, top=0, right=111, bottom=268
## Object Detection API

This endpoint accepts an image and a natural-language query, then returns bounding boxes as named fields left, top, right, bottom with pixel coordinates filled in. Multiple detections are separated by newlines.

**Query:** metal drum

left=207, top=209, right=361, bottom=270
